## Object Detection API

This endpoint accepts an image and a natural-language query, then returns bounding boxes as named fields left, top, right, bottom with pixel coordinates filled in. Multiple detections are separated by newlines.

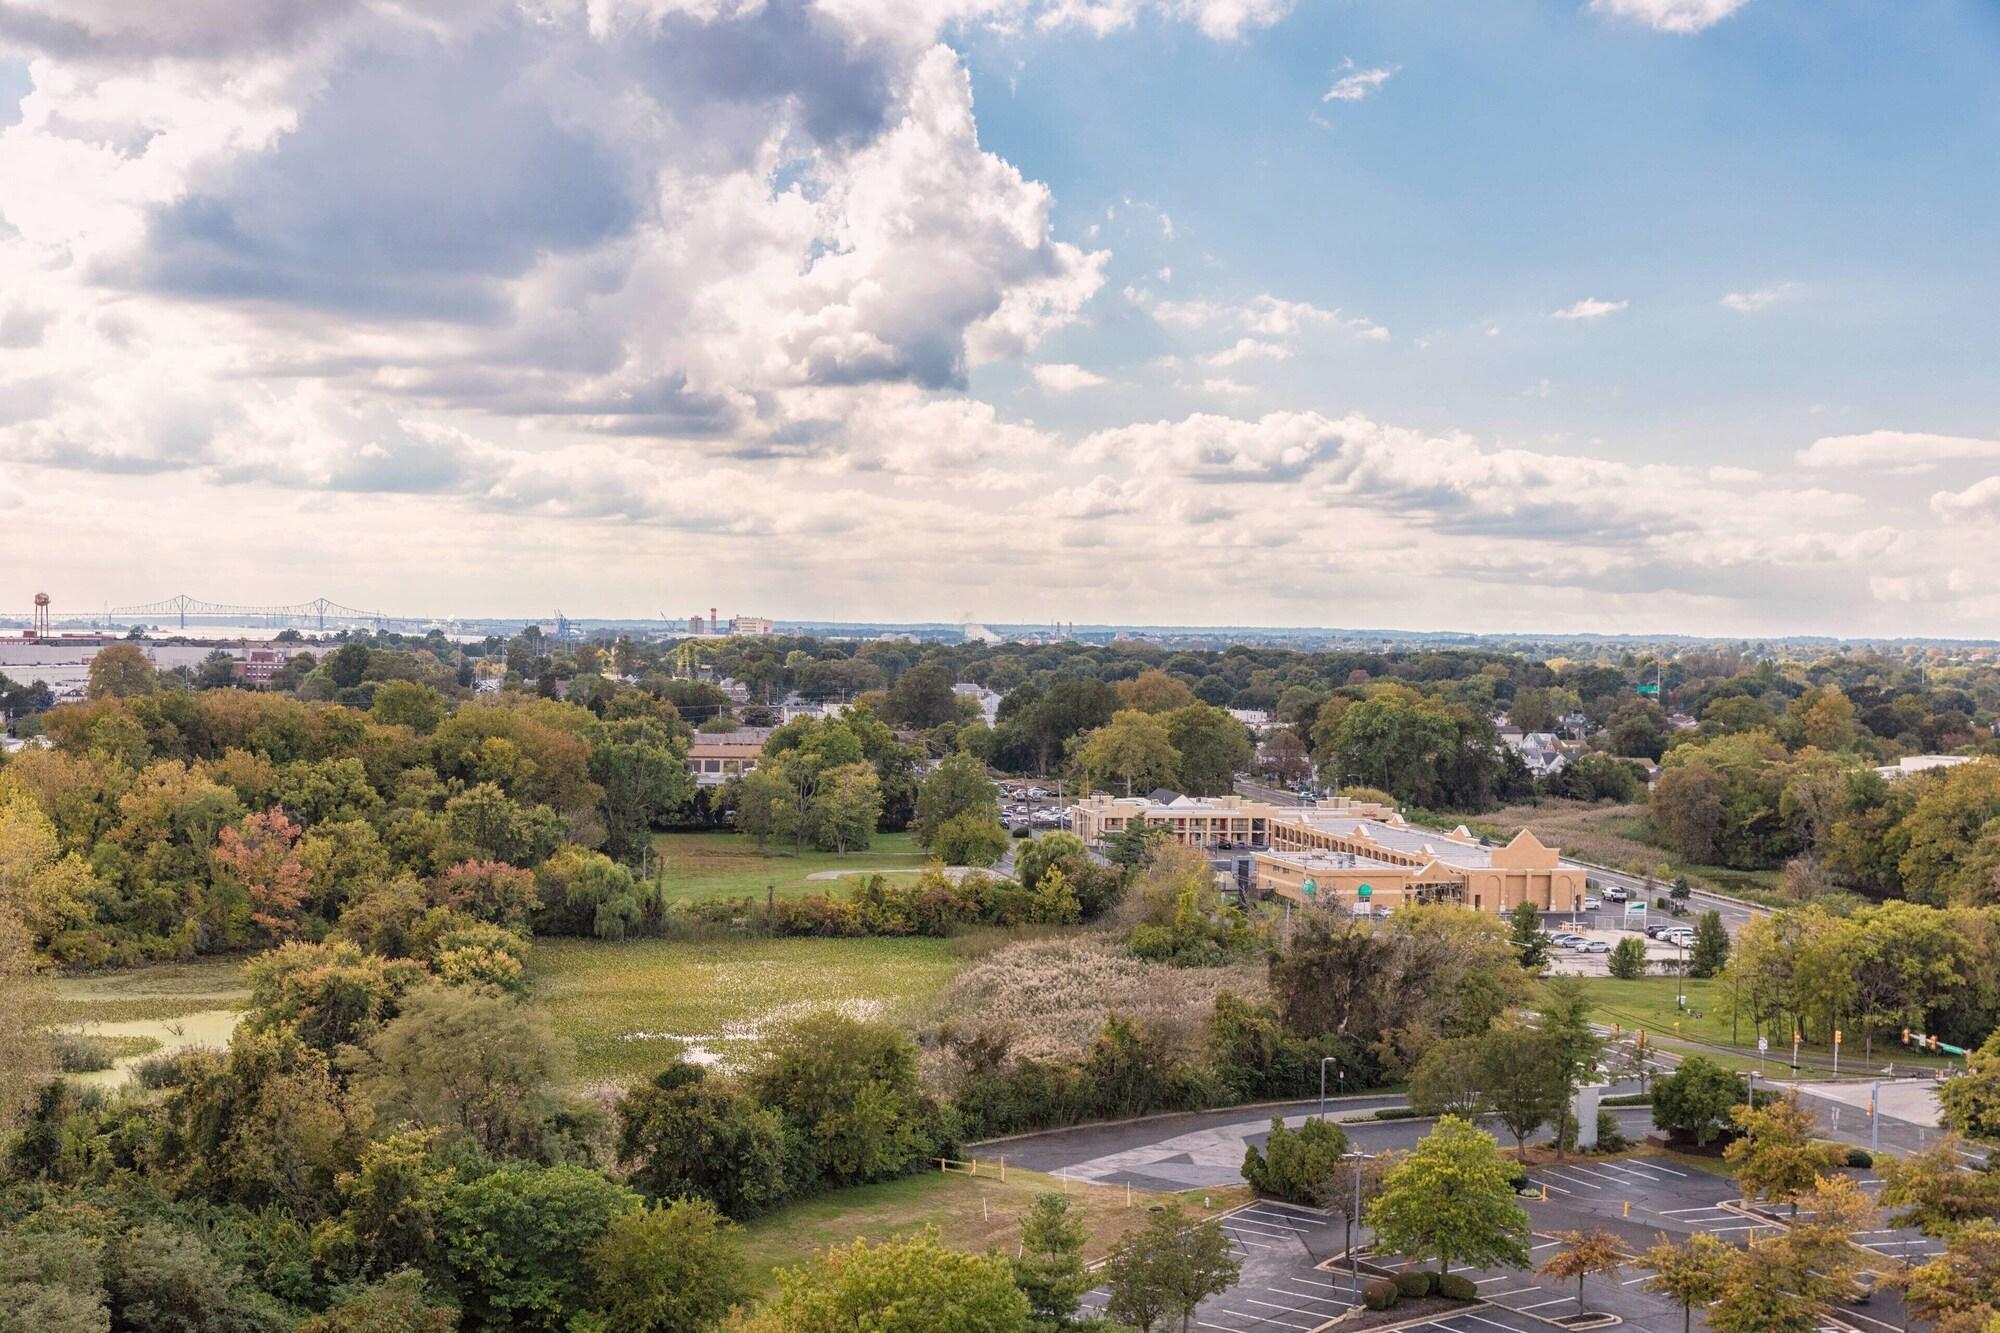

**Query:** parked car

left=1582, top=895, right=1603, bottom=911
left=1549, top=932, right=1587, bottom=948
left=1662, top=930, right=1696, bottom=949
left=1602, top=886, right=1629, bottom=902
left=1572, top=939, right=1611, bottom=954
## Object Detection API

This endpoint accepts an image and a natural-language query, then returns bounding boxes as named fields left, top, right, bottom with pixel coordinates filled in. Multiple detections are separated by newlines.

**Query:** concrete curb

left=966, top=1092, right=1407, bottom=1148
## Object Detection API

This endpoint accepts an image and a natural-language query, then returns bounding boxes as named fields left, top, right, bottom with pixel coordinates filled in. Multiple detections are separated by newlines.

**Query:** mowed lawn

left=653, top=830, right=935, bottom=905
left=1576, top=976, right=1949, bottom=1072
left=736, top=1169, right=1250, bottom=1293
left=529, top=935, right=966, bottom=1083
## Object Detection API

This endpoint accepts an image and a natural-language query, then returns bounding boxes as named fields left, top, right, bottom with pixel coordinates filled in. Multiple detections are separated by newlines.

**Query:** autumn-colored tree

left=1894, top=1219, right=2000, bottom=1333
left=1721, top=1093, right=1840, bottom=1214
left=1879, top=1133, right=2000, bottom=1235
left=214, top=806, right=314, bottom=942
left=1537, top=1229, right=1623, bottom=1318
left=1641, top=1232, right=1732, bottom=1333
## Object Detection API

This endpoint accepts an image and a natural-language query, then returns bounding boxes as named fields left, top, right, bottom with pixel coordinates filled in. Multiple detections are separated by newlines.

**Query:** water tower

left=31, top=592, right=50, bottom=638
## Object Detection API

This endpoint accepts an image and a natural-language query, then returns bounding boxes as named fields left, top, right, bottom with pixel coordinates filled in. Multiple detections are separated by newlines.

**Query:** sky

left=1, top=0, right=1997, bottom=636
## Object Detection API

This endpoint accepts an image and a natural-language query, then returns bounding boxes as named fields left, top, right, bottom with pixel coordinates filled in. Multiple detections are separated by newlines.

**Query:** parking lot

left=1074, top=1154, right=1935, bottom=1333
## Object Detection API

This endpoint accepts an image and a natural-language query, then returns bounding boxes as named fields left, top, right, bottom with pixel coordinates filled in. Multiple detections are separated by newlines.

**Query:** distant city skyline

left=3, top=1, right=1997, bottom=637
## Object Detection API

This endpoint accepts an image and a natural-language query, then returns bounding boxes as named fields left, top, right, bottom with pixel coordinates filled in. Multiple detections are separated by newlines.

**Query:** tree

left=341, top=986, right=567, bottom=1161
left=588, top=718, right=694, bottom=865
left=1688, top=910, right=1729, bottom=978
left=744, top=1011, right=938, bottom=1192
left=884, top=664, right=958, bottom=729
left=914, top=753, right=998, bottom=849
left=1103, top=1204, right=1240, bottom=1333
left=1259, top=729, right=1310, bottom=785
left=1607, top=936, right=1648, bottom=980
left=1650, top=762, right=1727, bottom=865
left=809, top=762, right=881, bottom=854
left=1241, top=1116, right=1349, bottom=1205
left=1537, top=977, right=1603, bottom=1160
left=1939, top=1027, right=2000, bottom=1141
left=1895, top=1219, right=2000, bottom=1333
left=1706, top=1250, right=1818, bottom=1333
left=1012, top=1194, right=1090, bottom=1332
left=614, top=1062, right=790, bottom=1219
left=730, top=767, right=789, bottom=853
left=297, top=1270, right=457, bottom=1333
left=1366, top=1116, right=1531, bottom=1278
left=742, top=1231, right=1030, bottom=1333
left=932, top=812, right=1010, bottom=867
left=1116, top=670, right=1196, bottom=714
left=0, top=908, right=54, bottom=1127
left=213, top=806, right=314, bottom=942
left=1409, top=1037, right=1490, bottom=1119
left=1722, top=1093, right=1839, bottom=1214
left=1537, top=1229, right=1623, bottom=1317
left=1480, top=1027, right=1563, bottom=1157
left=1508, top=900, right=1550, bottom=972
left=1015, top=831, right=1088, bottom=890
left=1077, top=711, right=1181, bottom=797
left=1641, top=1232, right=1733, bottom=1333
left=1878, top=1134, right=2000, bottom=1236
left=372, top=681, right=447, bottom=734
left=310, top=1129, right=455, bottom=1284
left=440, top=1163, right=638, bottom=1332
left=585, top=1199, right=749, bottom=1333
left=1104, top=817, right=1171, bottom=868
left=1650, top=1057, right=1745, bottom=1147
left=86, top=643, right=157, bottom=699
left=1163, top=704, right=1253, bottom=797
left=1321, top=689, right=1501, bottom=811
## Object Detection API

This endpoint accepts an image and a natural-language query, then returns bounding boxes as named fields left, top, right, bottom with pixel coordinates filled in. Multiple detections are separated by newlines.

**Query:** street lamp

left=1676, top=937, right=1686, bottom=1011
left=1319, top=1058, right=1344, bottom=1119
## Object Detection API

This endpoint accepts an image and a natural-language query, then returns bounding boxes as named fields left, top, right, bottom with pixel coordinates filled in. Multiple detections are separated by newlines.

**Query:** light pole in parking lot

left=1319, top=1057, right=1343, bottom=1118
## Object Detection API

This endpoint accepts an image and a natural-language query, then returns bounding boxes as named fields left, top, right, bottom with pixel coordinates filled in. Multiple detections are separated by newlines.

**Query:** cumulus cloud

left=1796, top=431, right=2000, bottom=469
left=1032, top=362, right=1110, bottom=391
left=1551, top=297, right=1629, bottom=321
left=1931, top=477, right=2000, bottom=525
left=1588, top=0, right=1749, bottom=35
left=1323, top=59, right=1397, bottom=103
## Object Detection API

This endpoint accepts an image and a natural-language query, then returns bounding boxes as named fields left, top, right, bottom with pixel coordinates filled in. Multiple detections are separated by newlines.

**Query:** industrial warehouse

left=1069, top=792, right=1590, bottom=915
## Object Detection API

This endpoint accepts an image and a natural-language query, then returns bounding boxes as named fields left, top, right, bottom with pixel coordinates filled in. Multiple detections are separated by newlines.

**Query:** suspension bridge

left=105, top=594, right=394, bottom=631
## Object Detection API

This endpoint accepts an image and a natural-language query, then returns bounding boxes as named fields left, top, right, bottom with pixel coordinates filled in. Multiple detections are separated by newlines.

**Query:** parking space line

left=1226, top=1215, right=1319, bottom=1235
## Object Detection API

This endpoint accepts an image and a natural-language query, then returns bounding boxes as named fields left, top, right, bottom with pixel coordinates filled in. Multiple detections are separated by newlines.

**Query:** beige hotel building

left=1069, top=793, right=1587, bottom=915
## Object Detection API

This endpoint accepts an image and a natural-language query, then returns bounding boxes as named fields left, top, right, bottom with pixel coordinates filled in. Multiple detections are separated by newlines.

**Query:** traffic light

left=1834, top=1029, right=1842, bottom=1045
left=1902, top=1028, right=1912, bottom=1045
left=1930, top=1035, right=1941, bottom=1051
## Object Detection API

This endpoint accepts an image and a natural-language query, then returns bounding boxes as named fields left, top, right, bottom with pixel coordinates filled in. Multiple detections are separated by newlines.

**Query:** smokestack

left=710, top=607, right=718, bottom=633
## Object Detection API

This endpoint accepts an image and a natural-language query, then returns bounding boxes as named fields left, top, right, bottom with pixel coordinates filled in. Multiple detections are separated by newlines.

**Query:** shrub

left=51, top=1033, right=113, bottom=1072
left=1438, top=1273, right=1479, bottom=1301
left=1362, top=1279, right=1400, bottom=1311
left=1394, top=1270, right=1431, bottom=1298
left=1241, top=1116, right=1349, bottom=1205
left=1011, top=825, right=1032, bottom=838
left=1374, top=1107, right=1423, bottom=1121
left=1607, top=936, right=1649, bottom=980
left=1846, top=1147, right=1874, bottom=1169
left=132, top=1049, right=220, bottom=1089
left=1595, top=1109, right=1627, bottom=1152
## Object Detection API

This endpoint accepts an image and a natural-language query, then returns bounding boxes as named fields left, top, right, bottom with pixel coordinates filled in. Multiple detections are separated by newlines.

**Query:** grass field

left=653, top=830, right=935, bottom=905
left=736, top=1167, right=1249, bottom=1292
left=1575, top=976, right=1949, bottom=1073
left=528, top=935, right=967, bottom=1083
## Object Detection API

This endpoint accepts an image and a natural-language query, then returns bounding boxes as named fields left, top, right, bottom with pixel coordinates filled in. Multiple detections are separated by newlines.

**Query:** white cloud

left=1204, top=337, right=1291, bottom=367
left=1032, top=362, right=1110, bottom=391
left=1721, top=282, right=1800, bottom=313
left=1588, top=0, right=1749, bottom=35
left=1551, top=298, right=1630, bottom=321
left=1323, top=59, right=1398, bottom=103
left=1796, top=431, right=2000, bottom=469
left=1930, top=476, right=2000, bottom=525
